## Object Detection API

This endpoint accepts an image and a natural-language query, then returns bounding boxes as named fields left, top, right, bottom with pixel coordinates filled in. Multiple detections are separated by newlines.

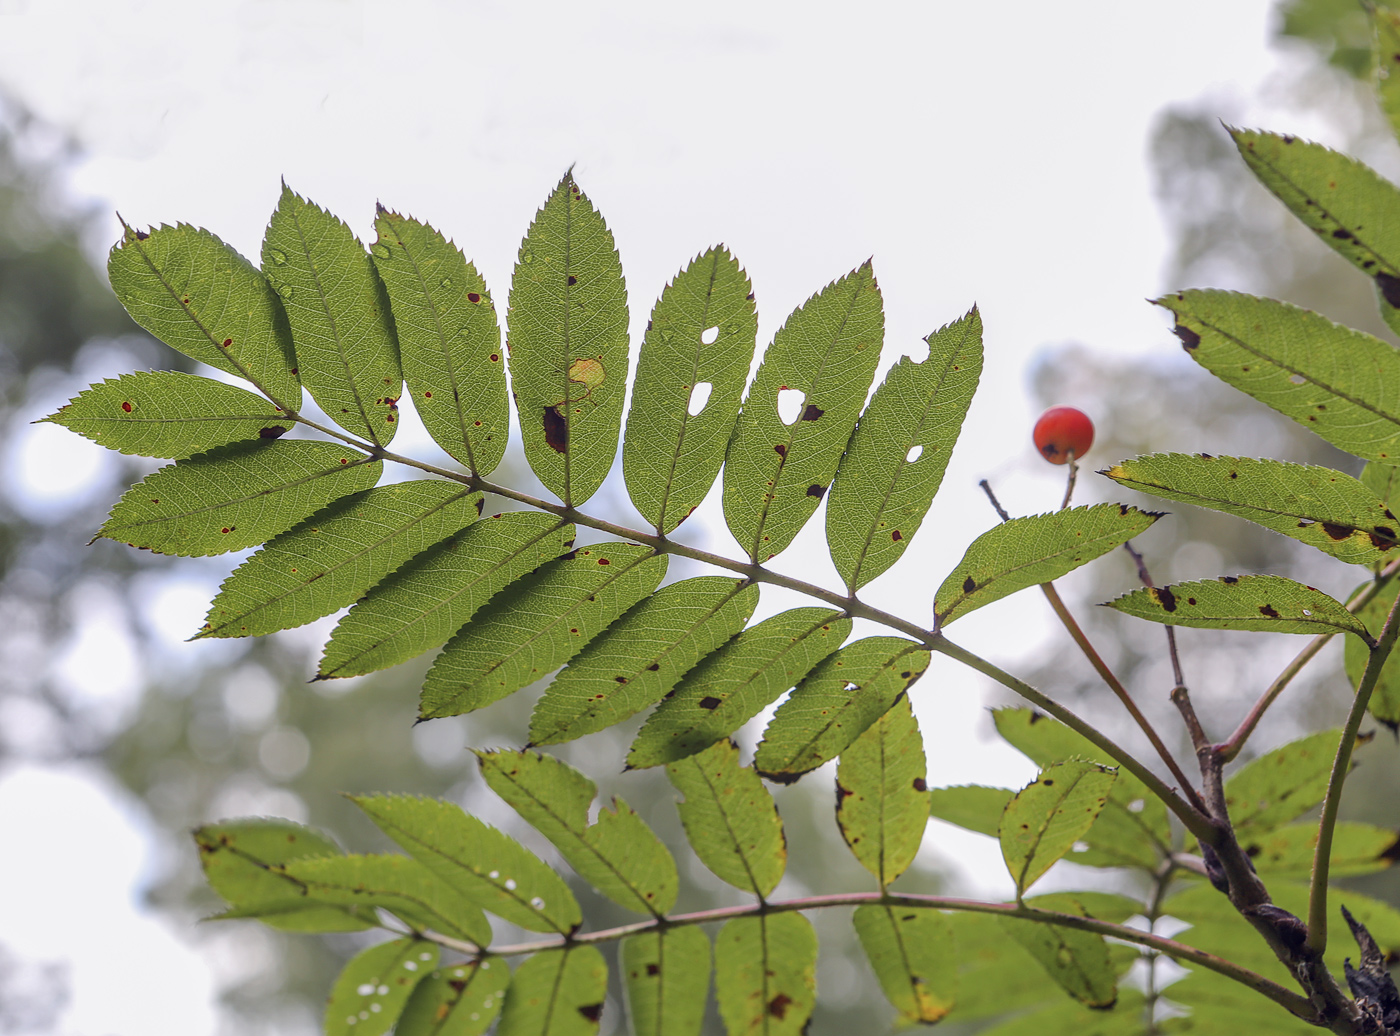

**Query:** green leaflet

left=529, top=576, right=759, bottom=746
left=946, top=912, right=1084, bottom=1021
left=397, top=958, right=508, bottom=1036
left=1240, top=820, right=1400, bottom=878
left=667, top=739, right=786, bottom=896
left=476, top=750, right=678, bottom=915
left=999, top=895, right=1117, bottom=1008
left=627, top=607, right=850, bottom=768
left=1103, top=453, right=1399, bottom=567
left=199, top=481, right=481, bottom=639
left=621, top=927, right=711, bottom=1036
left=371, top=209, right=508, bottom=475
left=325, top=938, right=437, bottom=1036
left=1377, top=7, right=1400, bottom=146
left=927, top=785, right=1015, bottom=839
left=826, top=306, right=983, bottom=590
left=1157, top=290, right=1400, bottom=462
left=276, top=853, right=492, bottom=946
left=723, top=262, right=884, bottom=561
left=853, top=905, right=956, bottom=1024
left=1223, top=729, right=1344, bottom=836
left=352, top=794, right=581, bottom=934
left=623, top=247, right=758, bottom=534
left=42, top=372, right=291, bottom=459
left=1104, top=574, right=1371, bottom=641
left=318, top=512, right=571, bottom=680
left=1229, top=130, right=1400, bottom=338
left=495, top=946, right=608, bottom=1036
left=508, top=172, right=628, bottom=507
left=753, top=636, right=929, bottom=783
left=834, top=695, right=931, bottom=886
left=107, top=221, right=301, bottom=408
left=1344, top=581, right=1400, bottom=727
left=934, top=504, right=1160, bottom=626
left=193, top=818, right=373, bottom=933
left=263, top=184, right=402, bottom=445
left=713, top=913, right=817, bottom=1036
left=419, top=543, right=666, bottom=720
left=976, top=991, right=1145, bottom=1036
left=1362, top=460, right=1400, bottom=511
left=99, top=440, right=381, bottom=557
left=1000, top=760, right=1116, bottom=896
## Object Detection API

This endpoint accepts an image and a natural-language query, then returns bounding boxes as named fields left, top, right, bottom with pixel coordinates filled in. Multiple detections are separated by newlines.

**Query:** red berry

left=1033, top=406, right=1094, bottom=464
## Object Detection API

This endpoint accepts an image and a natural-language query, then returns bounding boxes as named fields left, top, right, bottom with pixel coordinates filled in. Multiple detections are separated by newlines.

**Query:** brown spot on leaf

left=133, top=229, right=149, bottom=240
left=646, top=963, right=660, bottom=976
left=1260, top=604, right=1280, bottom=618
left=962, top=576, right=976, bottom=593
left=806, top=484, right=825, bottom=499
left=646, top=663, right=660, bottom=671
left=1173, top=322, right=1201, bottom=350
left=768, top=994, right=793, bottom=1019
left=121, top=401, right=133, bottom=413
left=1321, top=522, right=1352, bottom=541
left=598, top=557, right=611, bottom=565
left=1378, top=272, right=1400, bottom=309
left=567, top=275, right=578, bottom=286
left=773, top=443, right=787, bottom=458
left=577, top=1003, right=603, bottom=1022
left=1372, top=527, right=1397, bottom=550
left=1156, top=586, right=1177, bottom=613
left=699, top=696, right=722, bottom=710
left=544, top=405, right=568, bottom=452
left=467, top=292, right=481, bottom=303
left=801, top=404, right=824, bottom=421
left=912, top=777, right=927, bottom=792
left=1187, top=597, right=1197, bottom=606
left=1221, top=575, right=1239, bottom=584
left=258, top=425, right=288, bottom=439
left=1334, top=228, right=1356, bottom=241
left=891, top=530, right=902, bottom=541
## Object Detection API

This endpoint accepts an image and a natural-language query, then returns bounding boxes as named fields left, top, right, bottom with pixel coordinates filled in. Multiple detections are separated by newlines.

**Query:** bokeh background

left=1, top=1, right=1397, bottom=1033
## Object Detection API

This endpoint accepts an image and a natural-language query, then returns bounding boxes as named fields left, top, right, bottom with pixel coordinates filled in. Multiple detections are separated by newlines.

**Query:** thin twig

left=1122, top=540, right=1188, bottom=690
left=1061, top=452, right=1079, bottom=510
left=978, top=479, right=1011, bottom=522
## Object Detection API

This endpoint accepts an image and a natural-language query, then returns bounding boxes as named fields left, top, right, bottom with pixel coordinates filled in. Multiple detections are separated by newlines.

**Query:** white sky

left=0, top=1, right=1322, bottom=1032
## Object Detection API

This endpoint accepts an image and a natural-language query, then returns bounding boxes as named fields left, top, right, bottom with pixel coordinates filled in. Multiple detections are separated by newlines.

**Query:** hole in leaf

left=906, top=445, right=923, bottom=463
left=687, top=381, right=713, bottom=416
left=700, top=325, right=719, bottom=345
left=1071, top=840, right=1090, bottom=853
left=777, top=388, right=805, bottom=426
left=904, top=338, right=929, bottom=364
left=1289, top=374, right=1306, bottom=385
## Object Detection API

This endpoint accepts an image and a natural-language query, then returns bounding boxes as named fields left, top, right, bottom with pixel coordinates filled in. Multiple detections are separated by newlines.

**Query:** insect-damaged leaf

left=99, top=440, right=381, bottom=557
left=1157, top=289, right=1400, bottom=462
left=623, top=247, right=758, bottom=534
left=1000, top=760, right=1116, bottom=896
left=372, top=209, right=508, bottom=476
left=496, top=946, right=608, bottom=1036
left=419, top=543, right=666, bottom=720
left=753, top=636, right=929, bottom=783
left=714, top=913, right=817, bottom=1036
left=1103, top=453, right=1400, bottom=566
left=1228, top=130, right=1400, bottom=339
left=998, top=895, right=1117, bottom=1008
left=263, top=184, right=403, bottom=445
left=476, top=750, right=678, bottom=915
left=627, top=607, right=849, bottom=768
left=827, top=306, right=983, bottom=590
left=1104, top=574, right=1371, bottom=641
left=508, top=172, right=628, bottom=507
left=319, top=512, right=572, bottom=679
left=352, top=794, right=581, bottom=934
left=834, top=695, right=931, bottom=887
left=853, top=905, right=956, bottom=1024
left=723, top=262, right=884, bottom=561
left=667, top=739, right=786, bottom=896
left=934, top=504, right=1159, bottom=626
left=200, top=481, right=481, bottom=639
left=107, top=221, right=301, bottom=409
left=1345, top=581, right=1400, bottom=728
left=42, top=372, right=291, bottom=459
left=324, top=938, right=437, bottom=1036
left=1223, top=729, right=1345, bottom=837
left=396, top=958, right=508, bottom=1036
left=529, top=576, right=758, bottom=746
left=622, top=927, right=711, bottom=1036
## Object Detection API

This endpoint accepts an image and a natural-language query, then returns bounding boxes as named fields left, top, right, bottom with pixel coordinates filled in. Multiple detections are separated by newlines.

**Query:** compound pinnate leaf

left=352, top=794, right=581, bottom=934
left=1240, top=821, right=1400, bottom=878
left=98, top=440, right=381, bottom=557
left=1105, top=574, right=1370, bottom=641
left=1103, top=453, right=1399, bottom=566
left=623, top=247, right=758, bottom=534
left=1228, top=131, right=1400, bottom=338
left=263, top=184, right=402, bottom=445
left=934, top=504, right=1160, bottom=626
left=496, top=946, right=608, bottom=1036
left=397, top=958, right=508, bottom=1036
left=371, top=209, right=507, bottom=475
left=1158, top=290, right=1400, bottom=462
left=200, top=481, right=481, bottom=639
left=827, top=306, right=983, bottom=590
left=420, top=543, right=666, bottom=720
left=276, top=853, right=492, bottom=946
left=622, top=927, right=711, bottom=1036
left=926, top=784, right=1014, bottom=838
left=667, top=739, right=786, bottom=896
left=107, top=221, right=300, bottom=408
left=853, top=905, right=956, bottom=1024
left=833, top=695, right=931, bottom=887
left=325, top=938, right=437, bottom=1036
left=1345, top=581, right=1400, bottom=727
left=723, top=262, right=884, bottom=561
left=529, top=576, right=758, bottom=746
left=508, top=172, right=628, bottom=507
left=319, top=512, right=572, bottom=680
left=714, top=913, right=817, bottom=1036
left=627, top=607, right=849, bottom=769
left=1000, top=760, right=1116, bottom=896
left=42, top=372, right=291, bottom=459
left=1224, top=729, right=1345, bottom=836
left=476, top=750, right=678, bottom=915
left=999, top=896, right=1117, bottom=1008
left=754, top=636, right=929, bottom=783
